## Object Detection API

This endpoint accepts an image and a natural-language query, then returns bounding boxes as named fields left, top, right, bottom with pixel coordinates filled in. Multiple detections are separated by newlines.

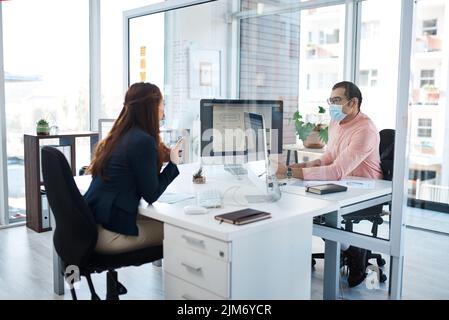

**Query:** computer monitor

left=200, top=99, right=283, bottom=164
left=243, top=112, right=265, bottom=161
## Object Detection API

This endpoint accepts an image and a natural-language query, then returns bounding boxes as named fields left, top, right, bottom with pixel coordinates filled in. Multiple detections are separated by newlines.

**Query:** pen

left=347, top=181, right=363, bottom=185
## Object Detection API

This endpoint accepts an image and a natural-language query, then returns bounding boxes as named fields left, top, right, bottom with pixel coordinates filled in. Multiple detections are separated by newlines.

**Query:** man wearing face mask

left=277, top=81, right=382, bottom=181
left=275, top=81, right=383, bottom=288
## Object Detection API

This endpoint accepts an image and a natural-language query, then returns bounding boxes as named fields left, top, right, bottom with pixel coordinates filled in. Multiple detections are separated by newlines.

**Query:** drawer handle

left=181, top=235, right=205, bottom=246
left=181, top=294, right=195, bottom=300
left=181, top=262, right=203, bottom=273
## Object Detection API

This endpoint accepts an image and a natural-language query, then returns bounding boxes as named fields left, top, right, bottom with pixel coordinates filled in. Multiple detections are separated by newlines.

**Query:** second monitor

left=200, top=99, right=283, bottom=164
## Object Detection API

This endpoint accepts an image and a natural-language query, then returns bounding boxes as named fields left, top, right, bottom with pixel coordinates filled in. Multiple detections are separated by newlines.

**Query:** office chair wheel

left=377, top=257, right=386, bottom=267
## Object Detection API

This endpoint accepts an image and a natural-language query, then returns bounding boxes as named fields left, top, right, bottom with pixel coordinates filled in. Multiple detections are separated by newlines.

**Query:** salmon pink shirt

left=302, top=112, right=383, bottom=180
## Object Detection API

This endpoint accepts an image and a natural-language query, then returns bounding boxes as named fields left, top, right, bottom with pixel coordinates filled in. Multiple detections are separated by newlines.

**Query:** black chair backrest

left=41, top=146, right=98, bottom=266
left=379, top=129, right=395, bottom=181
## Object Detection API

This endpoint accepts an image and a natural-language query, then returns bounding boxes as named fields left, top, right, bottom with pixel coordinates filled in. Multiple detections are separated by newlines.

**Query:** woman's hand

left=160, top=143, right=171, bottom=163
left=170, top=138, right=183, bottom=165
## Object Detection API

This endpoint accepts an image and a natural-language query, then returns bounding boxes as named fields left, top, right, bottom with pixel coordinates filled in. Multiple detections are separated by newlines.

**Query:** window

left=317, top=73, right=338, bottom=90
left=408, top=0, right=449, bottom=211
left=361, top=21, right=380, bottom=40
left=359, top=69, right=378, bottom=87
left=319, top=29, right=339, bottom=44
left=418, top=118, right=432, bottom=127
left=417, top=118, right=432, bottom=138
left=326, top=29, right=339, bottom=44
left=417, top=128, right=432, bottom=138
left=422, top=18, right=437, bottom=35
left=420, top=69, right=435, bottom=88
left=357, top=0, right=401, bottom=132
left=100, top=0, right=161, bottom=119
left=129, top=13, right=165, bottom=89
left=299, top=4, right=345, bottom=112
left=2, top=0, right=90, bottom=224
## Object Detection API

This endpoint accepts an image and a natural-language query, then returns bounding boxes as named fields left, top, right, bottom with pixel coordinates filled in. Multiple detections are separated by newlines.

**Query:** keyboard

left=197, top=188, right=223, bottom=208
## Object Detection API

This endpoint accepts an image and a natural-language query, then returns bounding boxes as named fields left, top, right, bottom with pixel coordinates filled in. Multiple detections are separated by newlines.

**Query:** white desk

left=281, top=178, right=392, bottom=299
left=69, top=167, right=391, bottom=300
left=73, top=164, right=338, bottom=299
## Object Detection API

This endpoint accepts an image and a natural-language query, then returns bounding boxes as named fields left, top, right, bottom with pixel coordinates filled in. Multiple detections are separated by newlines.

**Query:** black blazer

left=84, top=127, right=179, bottom=236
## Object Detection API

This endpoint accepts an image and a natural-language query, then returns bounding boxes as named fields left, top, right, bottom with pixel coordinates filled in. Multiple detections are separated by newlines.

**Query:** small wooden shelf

left=24, top=131, right=98, bottom=232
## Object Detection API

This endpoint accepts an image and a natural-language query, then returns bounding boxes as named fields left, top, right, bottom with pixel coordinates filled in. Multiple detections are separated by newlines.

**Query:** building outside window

left=422, top=18, right=438, bottom=35
left=417, top=118, right=432, bottom=138
left=359, top=69, right=378, bottom=87
left=419, top=69, right=435, bottom=87
left=361, top=20, right=380, bottom=40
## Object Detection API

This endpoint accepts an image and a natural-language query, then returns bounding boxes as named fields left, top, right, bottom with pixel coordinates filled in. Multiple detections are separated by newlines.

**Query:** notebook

left=306, top=183, right=348, bottom=195
left=215, top=208, right=271, bottom=225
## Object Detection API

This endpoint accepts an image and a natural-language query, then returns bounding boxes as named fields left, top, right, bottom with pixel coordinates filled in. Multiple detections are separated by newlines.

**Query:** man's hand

left=288, top=159, right=321, bottom=169
left=291, top=167, right=304, bottom=180
left=271, top=160, right=288, bottom=179
left=289, top=162, right=307, bottom=169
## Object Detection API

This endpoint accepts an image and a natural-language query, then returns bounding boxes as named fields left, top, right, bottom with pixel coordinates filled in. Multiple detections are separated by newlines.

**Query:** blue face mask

left=329, top=103, right=348, bottom=122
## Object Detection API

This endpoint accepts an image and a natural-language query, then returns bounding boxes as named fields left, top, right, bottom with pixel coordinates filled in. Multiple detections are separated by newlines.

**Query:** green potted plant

left=36, top=119, right=50, bottom=135
left=292, top=106, right=328, bottom=149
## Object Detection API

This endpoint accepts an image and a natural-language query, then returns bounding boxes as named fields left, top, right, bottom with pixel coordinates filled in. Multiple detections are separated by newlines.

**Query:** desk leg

left=323, top=211, right=340, bottom=300
left=53, top=247, right=65, bottom=295
left=389, top=255, right=404, bottom=300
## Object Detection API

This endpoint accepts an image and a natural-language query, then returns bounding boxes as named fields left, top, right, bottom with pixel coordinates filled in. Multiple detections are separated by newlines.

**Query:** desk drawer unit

left=165, top=273, right=224, bottom=300
left=164, top=241, right=230, bottom=297
left=164, top=224, right=230, bottom=262
left=164, top=224, right=231, bottom=298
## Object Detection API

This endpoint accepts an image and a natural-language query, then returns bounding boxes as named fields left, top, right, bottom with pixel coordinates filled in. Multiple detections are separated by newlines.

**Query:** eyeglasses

left=327, top=96, right=348, bottom=105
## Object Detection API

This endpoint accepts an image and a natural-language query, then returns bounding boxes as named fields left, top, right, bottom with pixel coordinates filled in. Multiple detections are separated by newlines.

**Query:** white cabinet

left=164, top=224, right=231, bottom=299
left=164, top=273, right=224, bottom=300
left=163, top=217, right=313, bottom=300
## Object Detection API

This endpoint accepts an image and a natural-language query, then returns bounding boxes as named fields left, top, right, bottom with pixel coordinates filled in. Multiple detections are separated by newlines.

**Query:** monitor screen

left=200, top=99, right=283, bottom=161
left=244, top=112, right=266, bottom=161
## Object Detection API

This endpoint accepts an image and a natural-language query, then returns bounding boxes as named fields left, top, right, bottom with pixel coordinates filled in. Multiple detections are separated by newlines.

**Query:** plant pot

left=303, top=130, right=325, bottom=149
left=36, top=125, right=50, bottom=136
left=193, top=176, right=206, bottom=184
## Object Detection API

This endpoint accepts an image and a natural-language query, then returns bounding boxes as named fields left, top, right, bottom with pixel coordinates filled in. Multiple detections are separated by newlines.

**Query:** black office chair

left=41, top=146, right=163, bottom=300
left=312, top=129, right=395, bottom=284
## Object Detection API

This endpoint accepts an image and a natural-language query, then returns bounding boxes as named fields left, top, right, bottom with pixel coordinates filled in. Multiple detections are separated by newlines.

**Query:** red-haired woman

left=85, top=82, right=182, bottom=254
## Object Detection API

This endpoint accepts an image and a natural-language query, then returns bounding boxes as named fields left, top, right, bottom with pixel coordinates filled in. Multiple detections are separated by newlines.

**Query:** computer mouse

left=183, top=205, right=209, bottom=215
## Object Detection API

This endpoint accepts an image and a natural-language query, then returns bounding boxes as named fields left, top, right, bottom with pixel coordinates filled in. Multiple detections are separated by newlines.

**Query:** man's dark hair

left=332, top=81, right=362, bottom=110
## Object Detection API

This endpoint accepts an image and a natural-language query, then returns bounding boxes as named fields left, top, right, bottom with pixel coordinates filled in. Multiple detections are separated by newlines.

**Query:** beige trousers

left=95, top=214, right=163, bottom=254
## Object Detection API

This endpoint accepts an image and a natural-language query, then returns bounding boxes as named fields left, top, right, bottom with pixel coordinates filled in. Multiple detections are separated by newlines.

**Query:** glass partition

left=407, top=0, right=449, bottom=234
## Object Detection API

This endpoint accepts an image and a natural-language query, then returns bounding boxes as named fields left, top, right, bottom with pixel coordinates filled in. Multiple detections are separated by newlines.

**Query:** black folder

left=306, top=183, right=348, bottom=195
left=215, top=208, right=271, bottom=225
